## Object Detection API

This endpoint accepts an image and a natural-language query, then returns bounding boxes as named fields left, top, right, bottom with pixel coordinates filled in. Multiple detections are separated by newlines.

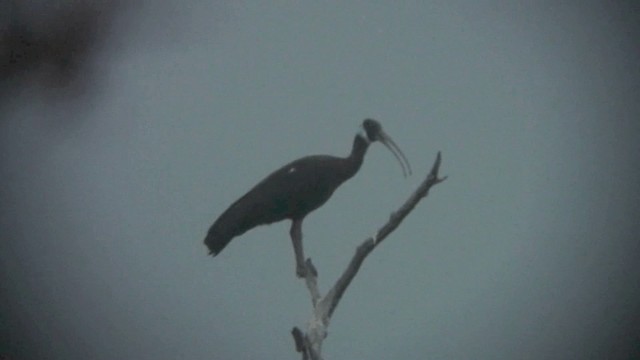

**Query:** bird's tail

left=204, top=194, right=260, bottom=256
left=204, top=226, right=234, bottom=256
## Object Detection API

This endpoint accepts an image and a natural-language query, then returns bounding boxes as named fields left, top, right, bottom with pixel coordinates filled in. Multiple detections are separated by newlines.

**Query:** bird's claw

left=296, top=258, right=318, bottom=278
left=296, top=264, right=307, bottom=278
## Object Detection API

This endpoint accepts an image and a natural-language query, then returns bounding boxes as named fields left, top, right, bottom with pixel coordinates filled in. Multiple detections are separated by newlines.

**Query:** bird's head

left=361, top=118, right=412, bottom=177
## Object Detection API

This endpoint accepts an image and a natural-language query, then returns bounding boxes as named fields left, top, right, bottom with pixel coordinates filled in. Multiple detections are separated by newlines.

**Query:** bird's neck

left=344, top=134, right=370, bottom=178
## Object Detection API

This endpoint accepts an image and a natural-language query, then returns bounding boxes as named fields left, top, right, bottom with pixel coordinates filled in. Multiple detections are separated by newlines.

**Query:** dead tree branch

left=291, top=151, right=447, bottom=359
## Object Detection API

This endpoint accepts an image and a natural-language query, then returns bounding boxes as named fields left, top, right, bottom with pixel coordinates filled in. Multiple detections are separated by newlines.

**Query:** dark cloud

left=0, top=1, right=120, bottom=104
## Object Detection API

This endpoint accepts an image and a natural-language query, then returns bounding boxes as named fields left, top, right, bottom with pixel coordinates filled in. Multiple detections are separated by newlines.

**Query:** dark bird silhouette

left=204, top=119, right=411, bottom=276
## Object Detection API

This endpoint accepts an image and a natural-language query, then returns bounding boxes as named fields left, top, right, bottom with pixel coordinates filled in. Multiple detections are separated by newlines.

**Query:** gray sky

left=2, top=2, right=639, bottom=359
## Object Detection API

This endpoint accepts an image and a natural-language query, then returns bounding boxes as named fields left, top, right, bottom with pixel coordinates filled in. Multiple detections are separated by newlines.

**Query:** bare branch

left=291, top=327, right=308, bottom=360
left=303, top=258, right=321, bottom=306
left=323, top=151, right=446, bottom=318
left=294, top=152, right=447, bottom=358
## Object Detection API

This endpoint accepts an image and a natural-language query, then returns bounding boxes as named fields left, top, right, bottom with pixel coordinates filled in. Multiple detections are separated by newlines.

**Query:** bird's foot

left=296, top=258, right=318, bottom=278
left=296, top=263, right=307, bottom=278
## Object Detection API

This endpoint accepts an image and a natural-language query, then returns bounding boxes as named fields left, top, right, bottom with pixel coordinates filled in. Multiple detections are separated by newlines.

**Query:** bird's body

left=205, top=135, right=369, bottom=256
left=203, top=119, right=411, bottom=275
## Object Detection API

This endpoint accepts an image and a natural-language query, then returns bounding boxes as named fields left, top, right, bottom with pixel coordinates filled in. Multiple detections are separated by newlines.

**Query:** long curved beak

left=377, top=130, right=412, bottom=177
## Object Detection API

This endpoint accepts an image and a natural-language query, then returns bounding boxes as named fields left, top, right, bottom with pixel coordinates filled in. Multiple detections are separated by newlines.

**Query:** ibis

left=204, top=119, right=411, bottom=277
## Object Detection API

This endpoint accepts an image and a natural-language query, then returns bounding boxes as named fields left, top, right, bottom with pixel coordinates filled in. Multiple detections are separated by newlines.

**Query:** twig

left=324, top=151, right=446, bottom=318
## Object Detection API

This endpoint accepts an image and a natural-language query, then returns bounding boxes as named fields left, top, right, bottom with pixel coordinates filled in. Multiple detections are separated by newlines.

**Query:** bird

left=204, top=119, right=411, bottom=277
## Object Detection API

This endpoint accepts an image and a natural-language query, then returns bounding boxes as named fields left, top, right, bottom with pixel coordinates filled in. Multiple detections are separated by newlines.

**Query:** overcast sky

left=1, top=2, right=639, bottom=359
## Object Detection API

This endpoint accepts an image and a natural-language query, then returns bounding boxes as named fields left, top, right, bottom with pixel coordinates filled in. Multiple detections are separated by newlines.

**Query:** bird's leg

left=290, top=219, right=306, bottom=278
